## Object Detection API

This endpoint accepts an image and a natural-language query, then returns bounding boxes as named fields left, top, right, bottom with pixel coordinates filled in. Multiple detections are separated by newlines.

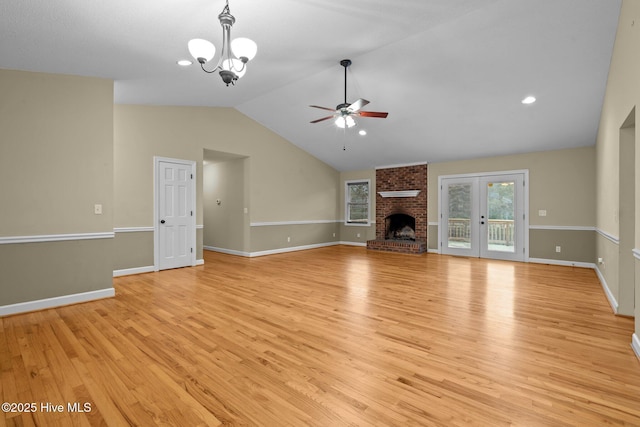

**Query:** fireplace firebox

left=385, top=213, right=416, bottom=240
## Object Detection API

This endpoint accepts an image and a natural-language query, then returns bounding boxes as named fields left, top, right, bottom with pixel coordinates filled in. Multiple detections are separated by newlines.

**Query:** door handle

left=160, top=220, right=165, bottom=224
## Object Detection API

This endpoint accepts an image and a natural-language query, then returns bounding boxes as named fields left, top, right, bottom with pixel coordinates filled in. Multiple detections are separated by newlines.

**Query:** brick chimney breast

left=367, top=164, right=427, bottom=254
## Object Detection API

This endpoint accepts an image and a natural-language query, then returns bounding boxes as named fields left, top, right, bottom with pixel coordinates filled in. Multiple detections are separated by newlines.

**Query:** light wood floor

left=2, top=246, right=639, bottom=426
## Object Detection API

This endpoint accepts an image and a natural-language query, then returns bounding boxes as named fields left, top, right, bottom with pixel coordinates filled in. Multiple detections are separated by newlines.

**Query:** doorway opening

left=202, top=149, right=249, bottom=256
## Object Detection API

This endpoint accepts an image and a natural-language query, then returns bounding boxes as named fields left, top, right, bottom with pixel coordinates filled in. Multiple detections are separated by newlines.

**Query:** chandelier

left=187, top=0, right=257, bottom=86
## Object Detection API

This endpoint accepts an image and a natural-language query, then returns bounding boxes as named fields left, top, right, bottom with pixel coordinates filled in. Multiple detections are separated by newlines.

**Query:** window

left=345, top=180, right=370, bottom=225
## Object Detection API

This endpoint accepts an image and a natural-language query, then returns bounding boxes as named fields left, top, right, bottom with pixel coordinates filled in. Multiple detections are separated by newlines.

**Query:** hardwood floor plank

left=2, top=246, right=639, bottom=426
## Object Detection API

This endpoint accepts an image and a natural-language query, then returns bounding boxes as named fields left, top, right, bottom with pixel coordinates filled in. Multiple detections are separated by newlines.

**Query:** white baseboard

left=205, top=242, right=372, bottom=257
left=528, top=258, right=595, bottom=269
left=113, top=266, right=155, bottom=277
left=0, top=288, right=115, bottom=317
left=204, top=246, right=251, bottom=257
left=338, top=241, right=367, bottom=247
left=114, top=260, right=203, bottom=277
left=250, top=242, right=339, bottom=257
left=594, top=265, right=619, bottom=314
left=632, top=334, right=640, bottom=361
left=427, top=248, right=439, bottom=254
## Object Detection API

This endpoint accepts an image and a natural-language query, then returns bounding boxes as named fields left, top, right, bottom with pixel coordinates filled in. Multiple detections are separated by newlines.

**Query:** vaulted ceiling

left=0, top=0, right=621, bottom=171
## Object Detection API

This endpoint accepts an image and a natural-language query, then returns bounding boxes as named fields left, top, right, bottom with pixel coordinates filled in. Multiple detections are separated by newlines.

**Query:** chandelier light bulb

left=222, top=58, right=246, bottom=78
left=188, top=39, right=216, bottom=63
left=231, top=38, right=257, bottom=62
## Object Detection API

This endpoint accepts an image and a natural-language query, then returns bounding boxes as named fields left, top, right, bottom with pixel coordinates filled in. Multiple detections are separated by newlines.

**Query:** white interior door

left=440, top=172, right=526, bottom=261
left=155, top=158, right=195, bottom=270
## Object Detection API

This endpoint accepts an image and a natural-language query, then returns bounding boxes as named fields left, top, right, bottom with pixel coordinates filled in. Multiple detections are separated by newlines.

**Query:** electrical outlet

left=555, top=246, right=561, bottom=253
left=94, top=204, right=102, bottom=215
left=357, top=233, right=361, bottom=238
left=287, top=236, right=291, bottom=242
left=332, top=233, right=336, bottom=237
left=538, top=209, right=547, bottom=217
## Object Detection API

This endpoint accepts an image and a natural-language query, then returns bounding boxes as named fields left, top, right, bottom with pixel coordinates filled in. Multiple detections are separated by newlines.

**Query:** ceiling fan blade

left=359, top=111, right=389, bottom=118
left=347, top=98, right=370, bottom=113
left=310, top=105, right=337, bottom=112
left=310, top=115, right=336, bottom=124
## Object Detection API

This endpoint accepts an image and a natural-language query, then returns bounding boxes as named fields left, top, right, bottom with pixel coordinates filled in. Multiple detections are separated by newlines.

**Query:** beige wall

left=529, top=229, right=595, bottom=263
left=113, top=232, right=154, bottom=271
left=0, top=70, right=114, bottom=236
left=114, top=104, right=340, bottom=257
left=338, top=169, right=377, bottom=243
left=596, top=2, right=639, bottom=241
left=250, top=223, right=338, bottom=253
left=427, top=147, right=596, bottom=261
left=597, top=234, right=620, bottom=309
left=0, top=240, right=113, bottom=306
left=595, top=0, right=640, bottom=336
left=428, top=146, right=596, bottom=228
left=0, top=69, right=114, bottom=307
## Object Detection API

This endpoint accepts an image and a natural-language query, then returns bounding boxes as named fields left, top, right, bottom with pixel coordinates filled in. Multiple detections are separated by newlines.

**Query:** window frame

left=345, top=179, right=371, bottom=226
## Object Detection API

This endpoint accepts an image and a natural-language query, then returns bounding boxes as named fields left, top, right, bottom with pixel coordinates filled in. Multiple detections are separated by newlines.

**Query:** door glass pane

left=448, top=184, right=472, bottom=249
left=486, top=181, right=515, bottom=253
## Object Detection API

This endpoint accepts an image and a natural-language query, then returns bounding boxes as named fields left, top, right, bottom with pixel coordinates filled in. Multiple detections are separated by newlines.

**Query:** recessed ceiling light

left=359, top=130, right=367, bottom=136
left=521, top=96, right=536, bottom=104
left=177, top=60, right=193, bottom=66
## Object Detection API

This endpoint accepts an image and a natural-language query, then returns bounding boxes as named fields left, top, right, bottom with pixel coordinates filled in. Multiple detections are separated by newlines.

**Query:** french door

left=440, top=172, right=527, bottom=261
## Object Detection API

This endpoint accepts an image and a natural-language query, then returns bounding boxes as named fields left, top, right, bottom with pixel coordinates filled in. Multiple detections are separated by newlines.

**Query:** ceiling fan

left=310, top=59, right=388, bottom=128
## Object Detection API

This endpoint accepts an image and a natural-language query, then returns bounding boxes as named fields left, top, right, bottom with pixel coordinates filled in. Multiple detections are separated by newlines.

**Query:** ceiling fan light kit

left=336, top=116, right=356, bottom=129
left=310, top=59, right=388, bottom=129
left=187, top=0, right=257, bottom=86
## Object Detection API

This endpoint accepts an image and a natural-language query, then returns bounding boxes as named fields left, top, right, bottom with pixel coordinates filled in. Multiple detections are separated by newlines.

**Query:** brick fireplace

left=367, top=164, right=427, bottom=254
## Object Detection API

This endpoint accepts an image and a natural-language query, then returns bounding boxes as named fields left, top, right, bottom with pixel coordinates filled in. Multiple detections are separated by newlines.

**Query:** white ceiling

left=0, top=0, right=621, bottom=171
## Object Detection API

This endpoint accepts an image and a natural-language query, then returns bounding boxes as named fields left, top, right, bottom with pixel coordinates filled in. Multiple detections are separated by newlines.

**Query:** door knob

left=160, top=220, right=165, bottom=224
